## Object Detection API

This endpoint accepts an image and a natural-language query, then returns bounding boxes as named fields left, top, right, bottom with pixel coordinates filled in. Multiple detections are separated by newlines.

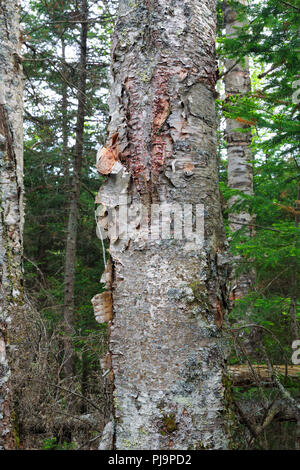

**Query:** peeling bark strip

left=0, top=0, right=24, bottom=450
left=95, top=0, right=231, bottom=450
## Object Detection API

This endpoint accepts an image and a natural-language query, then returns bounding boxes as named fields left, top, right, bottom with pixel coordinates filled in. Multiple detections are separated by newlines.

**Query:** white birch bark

left=95, top=0, right=231, bottom=450
left=224, top=0, right=254, bottom=301
left=0, top=0, right=24, bottom=449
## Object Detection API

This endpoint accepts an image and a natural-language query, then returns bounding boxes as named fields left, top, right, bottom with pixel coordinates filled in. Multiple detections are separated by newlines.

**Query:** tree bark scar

left=215, top=299, right=223, bottom=328
left=0, top=104, right=14, bottom=160
left=151, top=66, right=172, bottom=175
left=122, top=77, right=147, bottom=185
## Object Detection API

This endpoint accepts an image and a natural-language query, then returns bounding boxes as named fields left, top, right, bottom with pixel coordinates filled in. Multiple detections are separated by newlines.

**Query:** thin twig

left=278, top=0, right=300, bottom=12
left=229, top=220, right=282, bottom=233
left=28, top=378, right=102, bottom=412
left=230, top=323, right=289, bottom=384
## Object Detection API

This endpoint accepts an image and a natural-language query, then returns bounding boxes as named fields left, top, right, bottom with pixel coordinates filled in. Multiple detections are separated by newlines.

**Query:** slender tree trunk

left=224, top=0, right=254, bottom=302
left=63, top=0, right=88, bottom=378
left=95, top=0, right=230, bottom=450
left=0, top=0, right=24, bottom=449
left=61, top=38, right=70, bottom=189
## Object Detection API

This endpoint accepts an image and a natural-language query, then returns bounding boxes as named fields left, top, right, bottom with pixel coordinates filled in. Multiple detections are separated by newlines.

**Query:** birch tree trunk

left=224, top=0, right=254, bottom=302
left=0, top=0, right=24, bottom=450
left=63, top=0, right=88, bottom=378
left=94, top=0, right=231, bottom=450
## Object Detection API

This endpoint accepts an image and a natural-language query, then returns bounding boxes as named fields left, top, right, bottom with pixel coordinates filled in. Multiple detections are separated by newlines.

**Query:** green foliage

left=20, top=1, right=113, bottom=443
left=42, top=436, right=76, bottom=450
left=218, top=0, right=300, bottom=158
left=19, top=0, right=299, bottom=450
left=218, top=0, right=300, bottom=354
left=221, top=150, right=300, bottom=362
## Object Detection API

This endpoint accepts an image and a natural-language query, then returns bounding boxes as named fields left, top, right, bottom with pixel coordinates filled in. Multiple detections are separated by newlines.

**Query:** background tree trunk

left=95, top=0, right=231, bottom=450
left=224, top=0, right=255, bottom=302
left=61, top=38, right=70, bottom=190
left=0, top=0, right=24, bottom=450
left=63, top=0, right=88, bottom=378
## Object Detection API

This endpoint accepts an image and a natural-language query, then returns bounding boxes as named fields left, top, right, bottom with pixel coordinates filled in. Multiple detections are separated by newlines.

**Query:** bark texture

left=223, top=1, right=260, bottom=363
left=95, top=0, right=231, bottom=450
left=224, top=0, right=254, bottom=302
left=224, top=0, right=253, bottom=225
left=224, top=0, right=255, bottom=310
left=0, top=0, right=24, bottom=449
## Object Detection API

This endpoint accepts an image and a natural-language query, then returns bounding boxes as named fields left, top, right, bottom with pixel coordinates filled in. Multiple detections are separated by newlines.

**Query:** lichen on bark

left=224, top=0, right=255, bottom=302
left=95, top=0, right=231, bottom=450
left=0, top=0, right=24, bottom=450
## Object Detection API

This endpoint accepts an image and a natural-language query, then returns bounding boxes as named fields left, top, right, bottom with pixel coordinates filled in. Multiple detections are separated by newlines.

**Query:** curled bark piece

left=96, top=132, right=120, bottom=175
left=100, top=352, right=112, bottom=373
left=100, top=257, right=113, bottom=290
left=91, top=292, right=113, bottom=324
left=96, top=147, right=118, bottom=175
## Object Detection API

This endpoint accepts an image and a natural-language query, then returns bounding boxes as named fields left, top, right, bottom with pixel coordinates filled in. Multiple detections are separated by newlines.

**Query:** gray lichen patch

left=167, top=286, right=195, bottom=304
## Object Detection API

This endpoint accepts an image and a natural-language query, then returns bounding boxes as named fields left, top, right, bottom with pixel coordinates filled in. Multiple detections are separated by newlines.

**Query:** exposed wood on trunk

left=0, top=0, right=24, bottom=450
left=63, top=0, right=88, bottom=378
left=95, top=0, right=231, bottom=450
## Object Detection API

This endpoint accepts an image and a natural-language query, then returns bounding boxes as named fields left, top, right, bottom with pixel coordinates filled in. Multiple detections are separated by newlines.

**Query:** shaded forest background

left=15, top=0, right=300, bottom=449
